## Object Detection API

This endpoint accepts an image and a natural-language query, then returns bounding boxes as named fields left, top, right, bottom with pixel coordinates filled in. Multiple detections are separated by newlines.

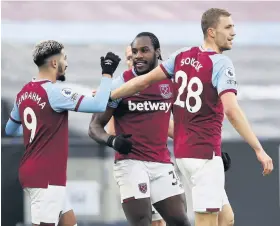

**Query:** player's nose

left=135, top=51, right=144, bottom=59
left=231, top=31, right=236, bottom=37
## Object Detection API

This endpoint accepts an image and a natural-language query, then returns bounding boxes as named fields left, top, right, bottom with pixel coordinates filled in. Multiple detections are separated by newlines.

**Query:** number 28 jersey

left=160, top=47, right=238, bottom=159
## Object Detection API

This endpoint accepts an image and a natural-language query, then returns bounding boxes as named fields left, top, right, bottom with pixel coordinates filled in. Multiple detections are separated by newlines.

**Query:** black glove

left=100, top=52, right=121, bottom=76
left=107, top=134, right=132, bottom=155
left=222, top=152, right=231, bottom=172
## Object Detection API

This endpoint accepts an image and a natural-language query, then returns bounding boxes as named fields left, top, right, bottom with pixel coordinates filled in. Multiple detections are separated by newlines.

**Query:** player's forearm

left=106, top=117, right=116, bottom=135
left=88, top=124, right=111, bottom=145
left=111, top=76, right=149, bottom=100
left=225, top=106, right=263, bottom=152
left=78, top=77, right=112, bottom=113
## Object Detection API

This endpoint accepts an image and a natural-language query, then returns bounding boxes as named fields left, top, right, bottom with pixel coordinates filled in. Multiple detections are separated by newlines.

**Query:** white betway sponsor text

left=128, top=101, right=171, bottom=113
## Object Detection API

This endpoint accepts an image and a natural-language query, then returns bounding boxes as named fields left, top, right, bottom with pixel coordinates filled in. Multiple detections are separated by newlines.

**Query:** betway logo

left=128, top=100, right=171, bottom=113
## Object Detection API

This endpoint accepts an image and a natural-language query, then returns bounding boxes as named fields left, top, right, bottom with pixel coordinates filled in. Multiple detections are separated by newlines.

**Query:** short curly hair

left=32, top=40, right=64, bottom=67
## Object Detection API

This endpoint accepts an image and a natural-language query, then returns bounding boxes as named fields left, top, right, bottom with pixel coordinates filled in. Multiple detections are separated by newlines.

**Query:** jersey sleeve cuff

left=219, top=89, right=237, bottom=97
left=9, top=116, right=21, bottom=124
left=159, top=64, right=172, bottom=79
left=74, top=95, right=85, bottom=111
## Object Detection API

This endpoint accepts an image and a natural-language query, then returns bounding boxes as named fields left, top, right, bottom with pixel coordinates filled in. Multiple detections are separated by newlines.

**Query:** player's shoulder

left=209, top=53, right=233, bottom=66
left=122, top=68, right=136, bottom=82
left=171, top=46, right=193, bottom=57
left=16, top=80, right=41, bottom=97
left=51, top=81, right=78, bottom=99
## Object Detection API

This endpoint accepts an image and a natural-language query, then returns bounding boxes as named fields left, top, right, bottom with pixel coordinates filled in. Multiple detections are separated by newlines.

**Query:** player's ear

left=155, top=48, right=161, bottom=59
left=50, top=59, right=58, bottom=69
left=207, top=27, right=215, bottom=39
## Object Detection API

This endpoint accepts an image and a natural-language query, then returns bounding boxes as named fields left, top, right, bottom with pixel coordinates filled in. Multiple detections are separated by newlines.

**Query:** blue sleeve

left=5, top=98, right=22, bottom=135
left=107, top=73, right=124, bottom=109
left=210, top=55, right=238, bottom=96
left=43, top=77, right=112, bottom=113
left=5, top=119, right=22, bottom=136
left=161, top=47, right=191, bottom=78
left=10, top=98, right=21, bottom=123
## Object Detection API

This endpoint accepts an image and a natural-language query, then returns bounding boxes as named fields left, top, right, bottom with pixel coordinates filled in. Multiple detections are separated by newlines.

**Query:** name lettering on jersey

left=181, top=58, right=203, bottom=72
left=17, top=92, right=46, bottom=109
left=128, top=100, right=171, bottom=113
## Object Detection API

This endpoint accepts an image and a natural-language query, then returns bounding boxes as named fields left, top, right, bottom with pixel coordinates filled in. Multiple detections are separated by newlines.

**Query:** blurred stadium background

left=1, top=1, right=280, bottom=226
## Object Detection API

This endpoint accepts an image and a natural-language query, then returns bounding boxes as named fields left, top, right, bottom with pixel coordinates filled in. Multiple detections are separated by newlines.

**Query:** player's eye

left=141, top=47, right=149, bottom=53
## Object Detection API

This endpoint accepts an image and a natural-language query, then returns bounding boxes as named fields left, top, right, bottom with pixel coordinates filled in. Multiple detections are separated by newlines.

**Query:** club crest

left=159, top=84, right=172, bottom=99
left=138, top=183, right=147, bottom=193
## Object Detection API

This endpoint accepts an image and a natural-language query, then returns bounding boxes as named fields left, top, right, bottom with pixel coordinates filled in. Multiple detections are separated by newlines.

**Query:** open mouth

left=135, top=61, right=147, bottom=67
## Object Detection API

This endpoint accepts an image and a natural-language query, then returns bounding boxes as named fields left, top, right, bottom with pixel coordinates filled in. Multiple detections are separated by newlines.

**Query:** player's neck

left=37, top=70, right=56, bottom=83
left=202, top=40, right=222, bottom=54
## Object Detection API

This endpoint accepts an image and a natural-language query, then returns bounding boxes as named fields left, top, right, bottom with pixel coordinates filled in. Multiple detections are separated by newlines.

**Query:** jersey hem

left=219, top=89, right=237, bottom=97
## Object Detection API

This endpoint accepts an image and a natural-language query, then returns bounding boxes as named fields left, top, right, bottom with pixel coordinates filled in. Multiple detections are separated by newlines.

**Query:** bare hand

left=256, top=150, right=273, bottom=176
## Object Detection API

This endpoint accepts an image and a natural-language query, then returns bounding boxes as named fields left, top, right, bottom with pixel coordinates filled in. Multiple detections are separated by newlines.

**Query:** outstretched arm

left=111, top=66, right=167, bottom=100
left=111, top=47, right=189, bottom=100
left=46, top=75, right=113, bottom=113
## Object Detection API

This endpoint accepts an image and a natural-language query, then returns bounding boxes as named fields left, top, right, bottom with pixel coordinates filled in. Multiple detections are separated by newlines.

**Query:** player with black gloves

left=88, top=32, right=191, bottom=226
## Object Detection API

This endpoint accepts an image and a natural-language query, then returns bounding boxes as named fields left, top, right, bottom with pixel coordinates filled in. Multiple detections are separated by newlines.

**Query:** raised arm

left=45, top=75, right=112, bottom=113
left=111, top=66, right=167, bottom=100
left=110, top=47, right=189, bottom=100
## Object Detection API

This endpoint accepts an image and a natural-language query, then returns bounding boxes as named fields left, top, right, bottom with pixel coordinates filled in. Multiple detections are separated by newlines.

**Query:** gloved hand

left=107, top=134, right=132, bottom=155
left=100, top=52, right=121, bottom=76
left=222, top=152, right=231, bottom=172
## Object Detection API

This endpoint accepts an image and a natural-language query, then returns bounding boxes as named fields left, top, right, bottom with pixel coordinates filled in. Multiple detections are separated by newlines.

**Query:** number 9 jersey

left=160, top=46, right=238, bottom=159
left=10, top=79, right=85, bottom=188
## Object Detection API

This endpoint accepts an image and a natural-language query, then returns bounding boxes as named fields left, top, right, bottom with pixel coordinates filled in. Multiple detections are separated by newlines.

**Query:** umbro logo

left=104, top=59, right=113, bottom=65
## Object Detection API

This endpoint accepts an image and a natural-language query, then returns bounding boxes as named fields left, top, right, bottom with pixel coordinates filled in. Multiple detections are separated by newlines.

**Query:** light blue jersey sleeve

left=161, top=47, right=191, bottom=78
left=5, top=98, right=22, bottom=136
left=107, top=73, right=125, bottom=109
left=42, top=77, right=112, bottom=113
left=210, top=54, right=238, bottom=96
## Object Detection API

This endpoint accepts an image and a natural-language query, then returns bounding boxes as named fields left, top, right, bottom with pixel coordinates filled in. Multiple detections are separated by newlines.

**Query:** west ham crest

left=138, top=183, right=147, bottom=194
left=159, top=84, right=172, bottom=99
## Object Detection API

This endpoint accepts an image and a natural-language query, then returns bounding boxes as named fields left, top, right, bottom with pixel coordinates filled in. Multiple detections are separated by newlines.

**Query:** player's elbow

left=5, top=127, right=13, bottom=136
left=88, top=124, right=96, bottom=140
left=88, top=121, right=101, bottom=142
left=5, top=120, right=17, bottom=136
